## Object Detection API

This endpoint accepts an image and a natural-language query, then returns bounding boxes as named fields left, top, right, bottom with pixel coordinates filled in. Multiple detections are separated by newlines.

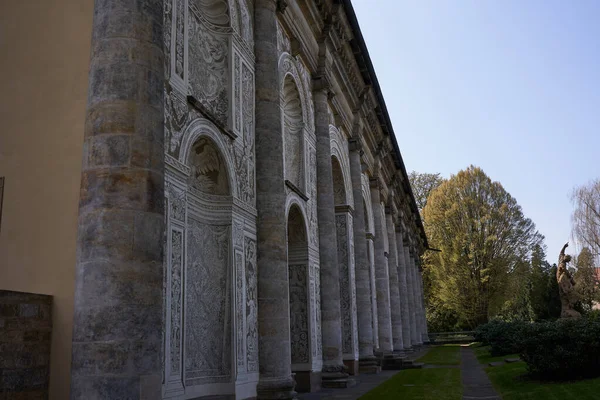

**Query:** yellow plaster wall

left=0, top=1, right=94, bottom=398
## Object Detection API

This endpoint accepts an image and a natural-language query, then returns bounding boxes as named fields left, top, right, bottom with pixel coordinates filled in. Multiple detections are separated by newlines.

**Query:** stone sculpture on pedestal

left=557, top=242, right=581, bottom=319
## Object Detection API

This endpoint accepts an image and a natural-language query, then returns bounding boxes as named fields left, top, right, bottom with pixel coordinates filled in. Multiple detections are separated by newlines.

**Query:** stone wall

left=0, top=290, right=52, bottom=399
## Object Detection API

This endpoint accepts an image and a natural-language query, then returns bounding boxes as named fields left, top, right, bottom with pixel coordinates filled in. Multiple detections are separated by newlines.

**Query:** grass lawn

left=416, top=345, right=461, bottom=365
left=486, top=361, right=600, bottom=400
left=359, top=368, right=462, bottom=400
left=471, top=343, right=519, bottom=365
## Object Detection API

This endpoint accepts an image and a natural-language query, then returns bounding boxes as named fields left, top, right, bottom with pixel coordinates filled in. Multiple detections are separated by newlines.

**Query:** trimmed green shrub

left=474, top=320, right=530, bottom=356
left=520, top=317, right=600, bottom=380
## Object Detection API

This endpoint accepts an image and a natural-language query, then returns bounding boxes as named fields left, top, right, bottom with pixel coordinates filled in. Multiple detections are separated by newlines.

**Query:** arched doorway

left=287, top=204, right=312, bottom=391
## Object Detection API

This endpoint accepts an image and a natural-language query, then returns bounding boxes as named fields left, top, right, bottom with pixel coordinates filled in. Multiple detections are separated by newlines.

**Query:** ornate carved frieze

left=336, top=214, right=352, bottom=354
left=313, top=263, right=322, bottom=356
left=185, top=220, right=232, bottom=385
left=308, top=146, right=319, bottom=248
left=188, top=13, right=229, bottom=128
left=235, top=250, right=245, bottom=370
left=170, top=229, right=183, bottom=374
left=289, top=264, right=310, bottom=364
left=245, top=236, right=258, bottom=372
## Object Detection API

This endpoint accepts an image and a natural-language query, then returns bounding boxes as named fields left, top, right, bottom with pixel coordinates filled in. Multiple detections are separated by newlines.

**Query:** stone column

left=396, top=233, right=412, bottom=350
left=413, top=262, right=423, bottom=345
left=370, top=182, right=393, bottom=353
left=335, top=206, right=359, bottom=375
left=409, top=252, right=423, bottom=346
left=403, top=245, right=418, bottom=348
left=385, top=211, right=404, bottom=355
left=70, top=1, right=165, bottom=398
left=314, top=79, right=351, bottom=387
left=366, top=234, right=379, bottom=350
left=254, top=1, right=295, bottom=398
left=417, top=264, right=430, bottom=343
left=348, top=140, right=379, bottom=373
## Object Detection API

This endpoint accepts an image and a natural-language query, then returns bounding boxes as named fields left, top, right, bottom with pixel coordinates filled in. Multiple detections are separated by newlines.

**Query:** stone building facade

left=0, top=0, right=429, bottom=398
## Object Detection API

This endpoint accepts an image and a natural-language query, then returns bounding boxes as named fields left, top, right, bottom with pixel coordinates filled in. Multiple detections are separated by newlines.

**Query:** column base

left=382, top=352, right=407, bottom=370
left=292, top=371, right=321, bottom=393
left=321, top=365, right=356, bottom=389
left=343, top=359, right=359, bottom=376
left=257, top=377, right=297, bottom=400
left=358, top=356, right=381, bottom=374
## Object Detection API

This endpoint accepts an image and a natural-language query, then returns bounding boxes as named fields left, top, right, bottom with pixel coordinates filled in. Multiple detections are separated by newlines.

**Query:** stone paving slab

left=298, top=346, right=431, bottom=400
left=297, top=370, right=399, bottom=400
left=461, top=347, right=502, bottom=400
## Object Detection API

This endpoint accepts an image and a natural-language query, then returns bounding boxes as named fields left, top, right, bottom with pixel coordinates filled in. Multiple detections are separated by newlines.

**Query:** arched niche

left=329, top=125, right=353, bottom=208
left=189, top=137, right=230, bottom=195
left=283, top=75, right=305, bottom=191
left=184, top=135, right=234, bottom=391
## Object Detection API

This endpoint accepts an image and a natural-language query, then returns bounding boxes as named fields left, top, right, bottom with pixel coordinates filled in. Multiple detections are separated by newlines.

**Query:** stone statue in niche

left=189, top=137, right=229, bottom=195
left=557, top=242, right=581, bottom=319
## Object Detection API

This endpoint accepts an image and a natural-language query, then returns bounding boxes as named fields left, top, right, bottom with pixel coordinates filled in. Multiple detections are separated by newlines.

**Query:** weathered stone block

left=0, top=291, right=52, bottom=398
left=86, top=102, right=137, bottom=137
left=70, top=376, right=140, bottom=400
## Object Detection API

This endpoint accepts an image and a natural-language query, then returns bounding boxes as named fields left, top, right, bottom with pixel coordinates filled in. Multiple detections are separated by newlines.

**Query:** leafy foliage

left=423, top=166, right=544, bottom=328
left=476, top=317, right=600, bottom=381
left=520, top=317, right=600, bottom=380
left=474, top=320, right=529, bottom=356
left=408, top=171, right=445, bottom=212
left=574, top=247, right=599, bottom=312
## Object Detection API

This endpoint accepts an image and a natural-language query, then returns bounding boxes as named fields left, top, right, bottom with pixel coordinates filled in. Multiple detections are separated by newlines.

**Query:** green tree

left=529, top=244, right=555, bottom=321
left=408, top=171, right=445, bottom=212
left=574, top=247, right=598, bottom=312
left=423, top=166, right=543, bottom=328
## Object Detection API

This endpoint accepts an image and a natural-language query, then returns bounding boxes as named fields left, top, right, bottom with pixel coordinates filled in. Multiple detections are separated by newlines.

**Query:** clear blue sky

left=353, top=0, right=600, bottom=263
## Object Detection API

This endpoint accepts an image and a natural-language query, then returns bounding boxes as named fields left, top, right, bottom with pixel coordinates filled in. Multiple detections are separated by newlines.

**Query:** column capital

left=276, top=0, right=288, bottom=13
left=369, top=176, right=382, bottom=191
left=312, top=74, right=335, bottom=99
left=348, top=138, right=363, bottom=154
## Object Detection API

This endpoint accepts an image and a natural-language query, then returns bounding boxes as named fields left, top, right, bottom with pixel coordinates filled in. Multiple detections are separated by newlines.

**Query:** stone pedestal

left=70, top=0, right=165, bottom=397
left=343, top=359, right=359, bottom=376
left=293, top=371, right=322, bottom=393
left=381, top=353, right=407, bottom=370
